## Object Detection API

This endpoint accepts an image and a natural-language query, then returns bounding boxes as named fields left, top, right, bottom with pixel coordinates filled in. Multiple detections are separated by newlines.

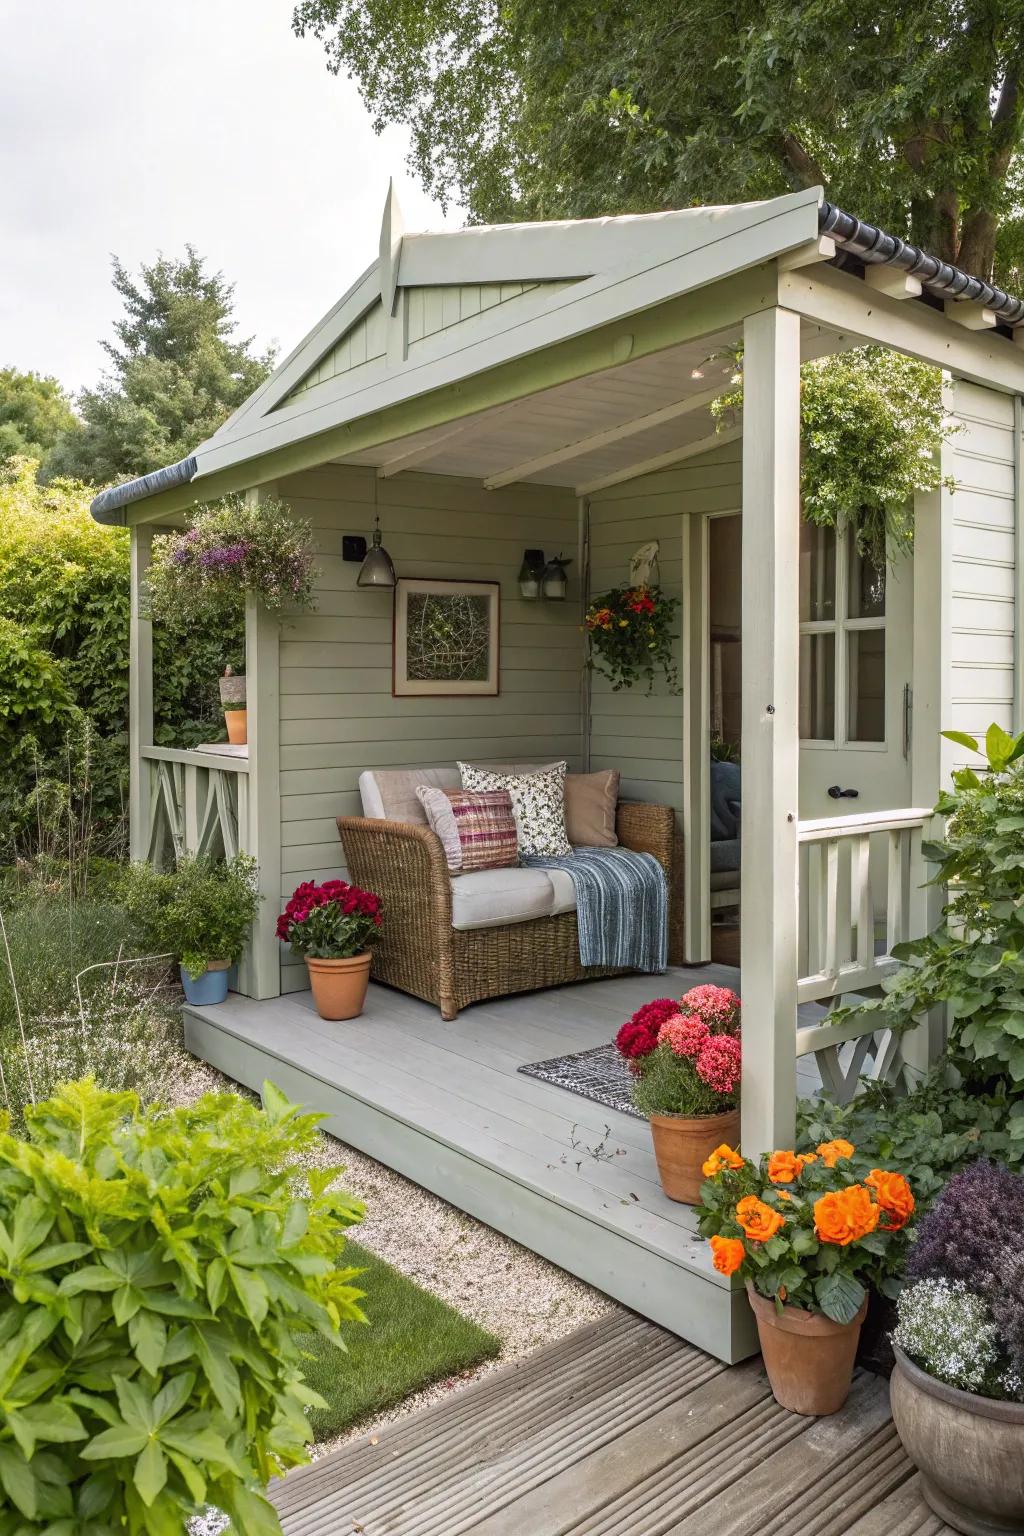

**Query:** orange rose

left=767, top=1150, right=814, bottom=1184
left=709, top=1235, right=746, bottom=1276
left=702, top=1144, right=744, bottom=1177
left=816, top=1138, right=855, bottom=1168
left=814, top=1185, right=880, bottom=1245
left=736, top=1195, right=785, bottom=1243
left=866, top=1169, right=915, bottom=1231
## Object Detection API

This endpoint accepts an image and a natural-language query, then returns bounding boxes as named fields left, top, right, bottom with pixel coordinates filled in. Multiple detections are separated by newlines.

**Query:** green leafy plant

left=146, top=495, right=317, bottom=629
left=712, top=347, right=958, bottom=567
left=0, top=1077, right=365, bottom=1533
left=584, top=584, right=680, bottom=693
left=834, top=724, right=1024, bottom=1094
left=119, top=854, right=262, bottom=979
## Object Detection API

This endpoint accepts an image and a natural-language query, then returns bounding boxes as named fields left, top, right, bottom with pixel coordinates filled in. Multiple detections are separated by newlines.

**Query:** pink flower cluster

left=680, top=984, right=741, bottom=1034
left=657, top=1013, right=708, bottom=1058
left=276, top=878, right=382, bottom=941
left=656, top=1012, right=741, bottom=1097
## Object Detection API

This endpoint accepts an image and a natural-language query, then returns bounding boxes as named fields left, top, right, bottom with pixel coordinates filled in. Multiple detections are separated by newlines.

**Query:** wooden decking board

left=271, top=1313, right=940, bottom=1536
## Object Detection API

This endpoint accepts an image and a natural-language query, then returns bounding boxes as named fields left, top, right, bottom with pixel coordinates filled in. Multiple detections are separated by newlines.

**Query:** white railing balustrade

left=141, top=745, right=251, bottom=868
left=796, top=806, right=933, bottom=1103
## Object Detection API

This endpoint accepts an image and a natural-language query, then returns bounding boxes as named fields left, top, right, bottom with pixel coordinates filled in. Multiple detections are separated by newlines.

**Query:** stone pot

left=746, top=1281, right=868, bottom=1416
left=648, top=1106, right=740, bottom=1204
left=306, top=953, right=372, bottom=1021
left=224, top=708, right=248, bottom=745
left=890, top=1344, right=1024, bottom=1535
left=219, top=671, right=246, bottom=707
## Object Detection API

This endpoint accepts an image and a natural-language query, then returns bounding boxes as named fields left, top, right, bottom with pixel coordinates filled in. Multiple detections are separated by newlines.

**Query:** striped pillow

left=419, top=787, right=519, bottom=873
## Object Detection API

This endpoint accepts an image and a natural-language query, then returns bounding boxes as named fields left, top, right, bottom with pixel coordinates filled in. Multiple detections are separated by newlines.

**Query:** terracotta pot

left=225, top=709, right=248, bottom=745
left=306, top=953, right=372, bottom=1020
left=648, top=1106, right=740, bottom=1204
left=746, top=1281, right=868, bottom=1416
left=890, top=1345, right=1024, bottom=1535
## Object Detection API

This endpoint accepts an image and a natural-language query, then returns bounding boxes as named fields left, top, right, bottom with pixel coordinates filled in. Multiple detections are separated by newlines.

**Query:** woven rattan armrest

left=615, top=801, right=675, bottom=875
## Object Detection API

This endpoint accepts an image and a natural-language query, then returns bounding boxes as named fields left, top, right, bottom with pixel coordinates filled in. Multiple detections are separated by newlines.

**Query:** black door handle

left=827, top=785, right=860, bottom=800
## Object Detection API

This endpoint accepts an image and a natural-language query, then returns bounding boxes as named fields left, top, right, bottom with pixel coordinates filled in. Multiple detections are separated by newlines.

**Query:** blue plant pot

left=179, top=964, right=230, bottom=1006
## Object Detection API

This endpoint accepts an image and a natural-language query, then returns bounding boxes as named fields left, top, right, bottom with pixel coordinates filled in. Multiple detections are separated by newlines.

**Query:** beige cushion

left=449, top=867, right=558, bottom=930
left=565, top=770, right=620, bottom=847
left=415, top=785, right=464, bottom=869
left=547, top=867, right=577, bottom=915
left=359, top=767, right=460, bottom=822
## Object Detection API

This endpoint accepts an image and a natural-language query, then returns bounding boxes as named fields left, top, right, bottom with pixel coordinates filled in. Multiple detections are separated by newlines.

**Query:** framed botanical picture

left=393, top=577, right=500, bottom=696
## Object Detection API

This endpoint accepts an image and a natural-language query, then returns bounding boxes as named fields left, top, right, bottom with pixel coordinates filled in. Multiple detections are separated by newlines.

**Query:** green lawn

left=301, top=1240, right=501, bottom=1440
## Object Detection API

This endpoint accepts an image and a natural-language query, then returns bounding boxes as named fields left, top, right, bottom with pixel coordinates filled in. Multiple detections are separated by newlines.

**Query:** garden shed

left=92, top=184, right=1024, bottom=1359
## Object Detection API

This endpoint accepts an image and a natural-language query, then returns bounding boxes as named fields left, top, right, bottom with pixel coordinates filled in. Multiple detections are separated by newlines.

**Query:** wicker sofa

left=336, top=766, right=676, bottom=1019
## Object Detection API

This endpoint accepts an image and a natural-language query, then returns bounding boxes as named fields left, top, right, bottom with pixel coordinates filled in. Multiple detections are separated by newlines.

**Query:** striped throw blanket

left=523, top=847, right=668, bottom=973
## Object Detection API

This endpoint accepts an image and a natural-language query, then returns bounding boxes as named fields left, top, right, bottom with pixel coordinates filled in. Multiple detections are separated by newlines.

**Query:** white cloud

left=0, top=0, right=463, bottom=392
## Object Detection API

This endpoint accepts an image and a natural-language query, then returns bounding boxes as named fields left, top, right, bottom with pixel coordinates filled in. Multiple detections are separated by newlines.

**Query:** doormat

left=518, top=1042, right=644, bottom=1120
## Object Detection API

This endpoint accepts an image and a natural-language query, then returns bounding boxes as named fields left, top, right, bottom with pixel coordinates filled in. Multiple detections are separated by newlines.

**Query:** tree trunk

left=957, top=208, right=998, bottom=279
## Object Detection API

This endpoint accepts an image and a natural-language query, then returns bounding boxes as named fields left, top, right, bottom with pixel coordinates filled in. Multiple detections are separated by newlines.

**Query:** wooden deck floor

left=271, top=1312, right=950, bottom=1536
left=184, top=967, right=763, bottom=1360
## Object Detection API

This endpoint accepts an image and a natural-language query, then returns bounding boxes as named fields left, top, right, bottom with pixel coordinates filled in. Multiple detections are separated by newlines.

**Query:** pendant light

left=357, top=490, right=397, bottom=588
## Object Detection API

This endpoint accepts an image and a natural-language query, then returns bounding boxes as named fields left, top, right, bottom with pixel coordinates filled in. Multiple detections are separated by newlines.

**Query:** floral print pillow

left=458, top=761, right=572, bottom=857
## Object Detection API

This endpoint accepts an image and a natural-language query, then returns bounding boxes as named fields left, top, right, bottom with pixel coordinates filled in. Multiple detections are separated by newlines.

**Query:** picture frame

left=393, top=577, right=501, bottom=697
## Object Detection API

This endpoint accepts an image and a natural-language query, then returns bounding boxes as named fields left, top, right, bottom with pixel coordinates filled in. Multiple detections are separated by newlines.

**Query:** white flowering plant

left=894, top=1278, right=1024, bottom=1401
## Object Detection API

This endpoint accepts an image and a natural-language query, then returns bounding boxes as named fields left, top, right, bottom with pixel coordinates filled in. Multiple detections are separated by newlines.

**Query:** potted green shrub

left=120, top=852, right=262, bottom=1004
left=277, top=878, right=383, bottom=1020
left=698, top=1140, right=916, bottom=1415
left=889, top=1160, right=1024, bottom=1535
left=615, top=985, right=741, bottom=1203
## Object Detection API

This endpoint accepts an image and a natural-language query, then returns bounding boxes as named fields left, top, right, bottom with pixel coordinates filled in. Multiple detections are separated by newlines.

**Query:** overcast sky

left=0, top=0, right=462, bottom=394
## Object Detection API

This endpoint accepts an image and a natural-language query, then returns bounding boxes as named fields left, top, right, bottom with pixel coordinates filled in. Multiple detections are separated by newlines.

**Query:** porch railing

left=141, top=745, right=251, bottom=867
left=795, top=806, right=934, bottom=1104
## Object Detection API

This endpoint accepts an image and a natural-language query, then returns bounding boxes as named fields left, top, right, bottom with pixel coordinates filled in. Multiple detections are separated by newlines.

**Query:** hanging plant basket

left=584, top=583, right=680, bottom=693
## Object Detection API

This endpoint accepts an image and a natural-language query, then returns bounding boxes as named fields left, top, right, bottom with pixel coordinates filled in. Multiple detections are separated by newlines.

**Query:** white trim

left=129, top=527, right=154, bottom=861
left=777, top=235, right=836, bottom=271
left=682, top=511, right=711, bottom=961
left=863, top=267, right=923, bottom=301
left=943, top=301, right=997, bottom=331
left=575, top=425, right=741, bottom=496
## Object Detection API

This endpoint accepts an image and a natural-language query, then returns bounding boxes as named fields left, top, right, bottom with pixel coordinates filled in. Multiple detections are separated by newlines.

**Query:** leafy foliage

left=713, top=348, right=955, bottom=567
left=294, top=0, right=1024, bottom=283
left=45, top=248, right=274, bottom=485
left=0, top=369, right=79, bottom=465
left=835, top=724, right=1024, bottom=1089
left=146, top=496, right=317, bottom=629
left=584, top=584, right=679, bottom=693
left=0, top=1078, right=365, bottom=1533
left=119, top=855, right=262, bottom=979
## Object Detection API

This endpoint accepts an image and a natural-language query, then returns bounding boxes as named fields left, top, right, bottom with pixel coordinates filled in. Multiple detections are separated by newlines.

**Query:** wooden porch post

left=242, top=490, right=282, bottom=1001
left=739, top=307, right=802, bottom=1155
left=129, top=526, right=154, bottom=861
left=682, top=511, right=711, bottom=962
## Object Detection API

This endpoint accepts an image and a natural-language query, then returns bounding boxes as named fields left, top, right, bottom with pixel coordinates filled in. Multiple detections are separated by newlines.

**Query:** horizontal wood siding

left=946, top=380, right=1018, bottom=742
left=275, top=464, right=582, bottom=991
left=587, top=441, right=742, bottom=820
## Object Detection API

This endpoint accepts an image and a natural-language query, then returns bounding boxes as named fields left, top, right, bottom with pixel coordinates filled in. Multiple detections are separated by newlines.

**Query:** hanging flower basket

left=584, top=583, right=680, bottom=693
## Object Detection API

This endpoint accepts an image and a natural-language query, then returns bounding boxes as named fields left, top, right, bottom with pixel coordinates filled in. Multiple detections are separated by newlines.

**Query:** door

left=797, top=522, right=913, bottom=819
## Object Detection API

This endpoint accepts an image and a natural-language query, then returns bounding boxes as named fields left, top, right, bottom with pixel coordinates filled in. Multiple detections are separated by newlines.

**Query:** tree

left=0, top=367, right=80, bottom=462
left=294, top=0, right=1024, bottom=285
left=47, top=246, right=275, bottom=484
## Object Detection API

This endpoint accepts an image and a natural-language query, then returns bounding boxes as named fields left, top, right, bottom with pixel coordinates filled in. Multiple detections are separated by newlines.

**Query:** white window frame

left=799, top=524, right=887, bottom=753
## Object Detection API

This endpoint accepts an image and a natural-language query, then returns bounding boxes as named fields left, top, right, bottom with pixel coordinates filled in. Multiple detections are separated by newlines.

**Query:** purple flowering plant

left=147, top=494, right=317, bottom=626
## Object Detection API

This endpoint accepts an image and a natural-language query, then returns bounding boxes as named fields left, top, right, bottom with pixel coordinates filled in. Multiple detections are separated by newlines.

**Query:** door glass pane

left=799, top=521, right=836, bottom=621
left=799, top=632, right=835, bottom=740
left=848, top=628, right=886, bottom=741
left=848, top=542, right=886, bottom=618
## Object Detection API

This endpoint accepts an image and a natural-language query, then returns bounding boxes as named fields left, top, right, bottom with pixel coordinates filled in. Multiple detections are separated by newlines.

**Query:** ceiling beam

left=482, top=386, right=725, bottom=490
left=375, top=420, right=483, bottom=478
left=575, top=424, right=742, bottom=497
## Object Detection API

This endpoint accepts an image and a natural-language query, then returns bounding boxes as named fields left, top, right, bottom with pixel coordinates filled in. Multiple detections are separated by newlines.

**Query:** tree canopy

left=294, top=0, right=1024, bottom=285
left=47, top=246, right=275, bottom=484
left=0, top=367, right=80, bottom=463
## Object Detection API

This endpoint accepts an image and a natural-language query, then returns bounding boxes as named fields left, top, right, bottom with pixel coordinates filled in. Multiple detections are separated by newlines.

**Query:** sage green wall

left=587, top=440, right=742, bottom=819
left=275, top=463, right=583, bottom=992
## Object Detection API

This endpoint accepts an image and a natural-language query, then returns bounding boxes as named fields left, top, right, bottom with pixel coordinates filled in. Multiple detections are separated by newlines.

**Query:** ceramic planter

left=890, top=1344, right=1024, bottom=1535
left=306, top=953, right=372, bottom=1020
left=225, top=708, right=248, bottom=745
left=746, top=1281, right=868, bottom=1416
left=180, top=960, right=230, bottom=1006
left=648, top=1106, right=740, bottom=1204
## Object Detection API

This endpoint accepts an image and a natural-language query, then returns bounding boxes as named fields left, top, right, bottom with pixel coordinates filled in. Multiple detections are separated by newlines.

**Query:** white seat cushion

left=450, top=867, right=558, bottom=931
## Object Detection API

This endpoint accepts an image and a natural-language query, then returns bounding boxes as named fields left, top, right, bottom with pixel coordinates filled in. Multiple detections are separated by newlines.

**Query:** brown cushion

left=564, top=770, right=620, bottom=847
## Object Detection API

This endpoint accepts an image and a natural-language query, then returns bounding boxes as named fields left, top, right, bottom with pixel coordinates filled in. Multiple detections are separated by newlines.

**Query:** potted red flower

left=616, top=986, right=741, bottom=1203
left=277, top=878, right=383, bottom=1020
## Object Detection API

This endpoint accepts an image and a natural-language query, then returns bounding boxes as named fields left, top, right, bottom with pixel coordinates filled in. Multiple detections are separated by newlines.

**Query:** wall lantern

left=541, top=554, right=572, bottom=601
left=356, top=514, right=397, bottom=589
left=517, top=548, right=546, bottom=600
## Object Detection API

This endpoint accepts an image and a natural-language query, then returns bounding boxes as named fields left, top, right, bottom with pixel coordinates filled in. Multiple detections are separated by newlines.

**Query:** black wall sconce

left=518, top=548, right=572, bottom=601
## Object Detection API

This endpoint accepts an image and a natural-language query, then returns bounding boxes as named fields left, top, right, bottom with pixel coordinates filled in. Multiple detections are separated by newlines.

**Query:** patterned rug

left=518, top=1042, right=645, bottom=1119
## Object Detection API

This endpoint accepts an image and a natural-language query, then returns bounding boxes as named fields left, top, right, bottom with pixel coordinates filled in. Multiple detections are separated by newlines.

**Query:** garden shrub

left=119, top=854, right=261, bottom=978
left=0, top=1078, right=365, bottom=1532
